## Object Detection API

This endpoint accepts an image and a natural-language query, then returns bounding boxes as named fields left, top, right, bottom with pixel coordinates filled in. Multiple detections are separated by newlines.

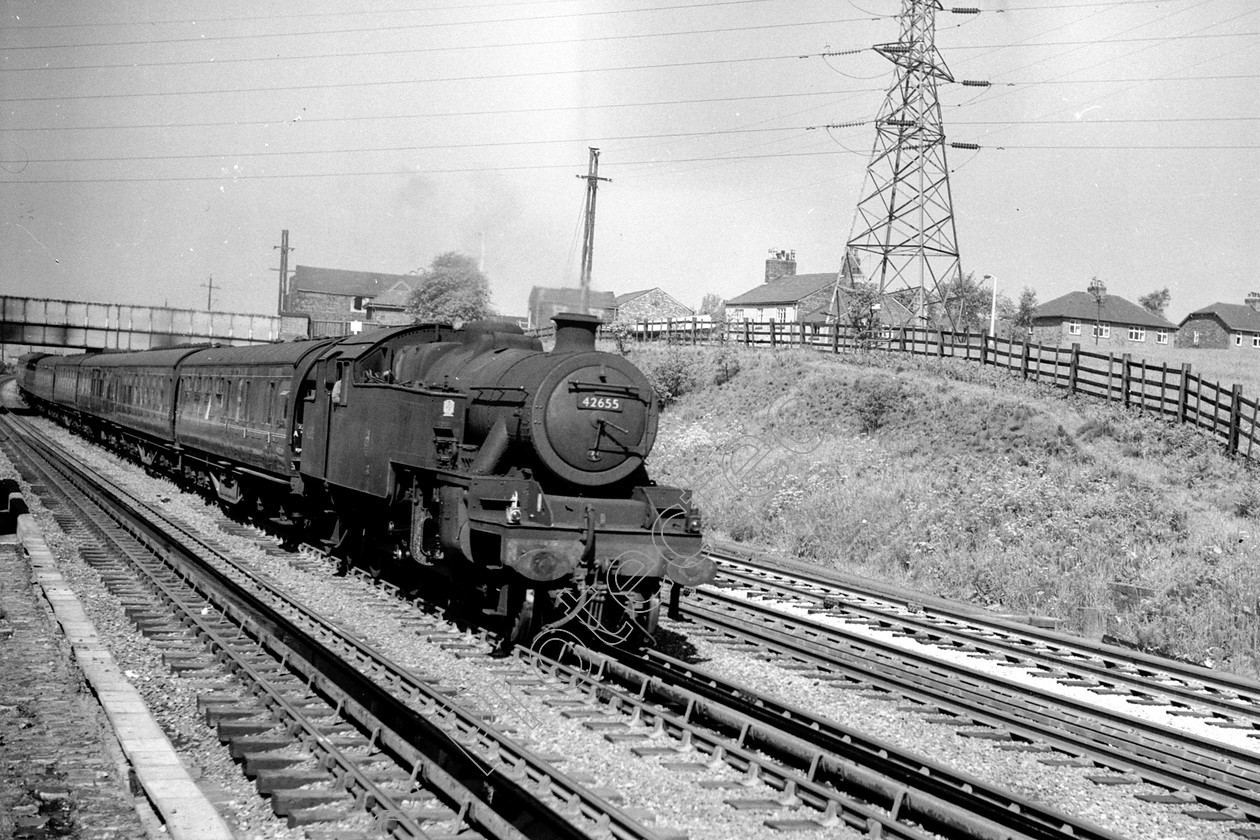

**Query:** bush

left=643, top=348, right=700, bottom=407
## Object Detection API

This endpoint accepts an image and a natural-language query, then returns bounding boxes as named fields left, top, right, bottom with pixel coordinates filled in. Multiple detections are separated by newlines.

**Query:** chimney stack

left=765, top=248, right=796, bottom=284
left=1247, top=292, right=1260, bottom=313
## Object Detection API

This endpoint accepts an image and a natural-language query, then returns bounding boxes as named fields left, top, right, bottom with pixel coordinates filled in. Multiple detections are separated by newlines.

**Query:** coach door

left=297, top=355, right=343, bottom=480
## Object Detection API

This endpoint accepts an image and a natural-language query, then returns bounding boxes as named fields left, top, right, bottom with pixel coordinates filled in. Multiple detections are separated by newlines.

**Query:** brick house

left=526, top=287, right=618, bottom=330
left=364, top=286, right=414, bottom=328
left=725, top=249, right=905, bottom=327
left=1176, top=293, right=1260, bottom=350
left=613, top=288, right=693, bottom=323
left=284, top=265, right=415, bottom=336
left=1030, top=290, right=1176, bottom=349
left=725, top=251, right=835, bottom=323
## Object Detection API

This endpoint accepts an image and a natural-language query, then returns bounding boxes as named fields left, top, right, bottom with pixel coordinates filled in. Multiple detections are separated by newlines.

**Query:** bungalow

left=284, top=265, right=416, bottom=337
left=1030, top=289, right=1176, bottom=349
left=725, top=248, right=912, bottom=329
left=1177, top=293, right=1260, bottom=350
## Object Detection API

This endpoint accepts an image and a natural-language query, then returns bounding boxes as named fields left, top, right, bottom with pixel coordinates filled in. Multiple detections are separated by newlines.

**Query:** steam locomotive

left=17, top=314, right=712, bottom=647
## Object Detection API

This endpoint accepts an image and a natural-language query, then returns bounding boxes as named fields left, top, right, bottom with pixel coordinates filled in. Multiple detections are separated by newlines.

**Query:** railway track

left=675, top=568, right=1260, bottom=838
left=512, top=635, right=1127, bottom=840
left=710, top=546, right=1260, bottom=731
left=8, top=394, right=1256, bottom=839
left=0, top=411, right=673, bottom=840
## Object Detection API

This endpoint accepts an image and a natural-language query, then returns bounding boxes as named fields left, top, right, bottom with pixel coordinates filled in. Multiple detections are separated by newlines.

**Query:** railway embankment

left=635, top=344, right=1260, bottom=678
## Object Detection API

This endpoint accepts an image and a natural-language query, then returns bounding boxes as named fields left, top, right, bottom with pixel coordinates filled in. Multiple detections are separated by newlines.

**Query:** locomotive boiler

left=18, top=314, right=711, bottom=647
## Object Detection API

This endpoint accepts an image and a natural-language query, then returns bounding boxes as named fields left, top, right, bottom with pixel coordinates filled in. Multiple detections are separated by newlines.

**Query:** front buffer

left=435, top=476, right=711, bottom=646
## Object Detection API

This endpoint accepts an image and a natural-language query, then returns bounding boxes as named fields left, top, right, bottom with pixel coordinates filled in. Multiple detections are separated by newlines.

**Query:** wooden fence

left=622, top=318, right=1260, bottom=461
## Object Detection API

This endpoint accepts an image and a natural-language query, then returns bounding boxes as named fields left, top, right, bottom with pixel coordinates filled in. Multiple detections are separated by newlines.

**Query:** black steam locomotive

left=18, top=314, right=711, bottom=647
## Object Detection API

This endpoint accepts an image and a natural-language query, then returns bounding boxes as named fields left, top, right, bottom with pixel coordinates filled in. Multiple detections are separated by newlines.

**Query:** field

left=1111, top=341, right=1260, bottom=394
left=633, top=343, right=1260, bottom=678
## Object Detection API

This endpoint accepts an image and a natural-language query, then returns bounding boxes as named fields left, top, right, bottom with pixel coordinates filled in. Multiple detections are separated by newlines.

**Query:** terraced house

left=1030, top=289, right=1177, bottom=349
left=1176, top=293, right=1260, bottom=350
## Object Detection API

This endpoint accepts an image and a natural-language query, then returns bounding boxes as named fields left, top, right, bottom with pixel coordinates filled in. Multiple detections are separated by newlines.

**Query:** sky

left=1, top=0, right=1257, bottom=324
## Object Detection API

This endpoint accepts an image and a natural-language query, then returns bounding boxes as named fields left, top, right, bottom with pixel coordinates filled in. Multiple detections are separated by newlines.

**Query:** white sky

left=1, top=0, right=1257, bottom=322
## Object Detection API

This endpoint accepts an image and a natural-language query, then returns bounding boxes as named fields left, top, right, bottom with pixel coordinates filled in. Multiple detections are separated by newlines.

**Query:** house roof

left=366, top=287, right=411, bottom=309
left=614, top=287, right=694, bottom=314
left=527, top=287, right=617, bottom=310
left=1032, top=291, right=1175, bottom=329
left=727, top=272, right=837, bottom=306
left=615, top=289, right=652, bottom=306
left=292, top=265, right=415, bottom=297
left=1180, top=302, right=1260, bottom=332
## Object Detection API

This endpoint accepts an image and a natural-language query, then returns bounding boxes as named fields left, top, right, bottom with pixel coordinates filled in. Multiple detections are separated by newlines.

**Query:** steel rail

left=1, top=419, right=457, bottom=839
left=514, top=644, right=954, bottom=840
left=679, top=585, right=1260, bottom=828
left=3, top=414, right=664, bottom=840
left=709, top=546, right=1260, bottom=721
left=610, top=646, right=1124, bottom=840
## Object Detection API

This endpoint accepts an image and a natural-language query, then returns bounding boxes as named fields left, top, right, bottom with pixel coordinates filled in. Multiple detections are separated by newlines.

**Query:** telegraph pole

left=201, top=274, right=216, bottom=311
left=840, top=0, right=968, bottom=328
left=576, top=148, right=611, bottom=312
left=273, top=229, right=294, bottom=315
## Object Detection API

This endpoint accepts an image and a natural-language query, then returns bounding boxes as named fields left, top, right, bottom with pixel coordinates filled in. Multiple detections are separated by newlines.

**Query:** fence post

left=1106, top=353, right=1115, bottom=400
left=963, top=327, right=972, bottom=361
left=691, top=316, right=697, bottom=346
left=1067, top=343, right=1080, bottom=393
left=743, top=319, right=751, bottom=347
left=936, top=329, right=944, bottom=358
left=831, top=322, right=839, bottom=354
left=1177, top=362, right=1192, bottom=423
left=1121, top=354, right=1132, bottom=408
left=1020, top=341, right=1030, bottom=379
left=769, top=319, right=777, bottom=348
left=1228, top=384, right=1244, bottom=455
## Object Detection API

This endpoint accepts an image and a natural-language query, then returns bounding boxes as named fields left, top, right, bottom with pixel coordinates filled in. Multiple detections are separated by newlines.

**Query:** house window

left=1128, top=326, right=1145, bottom=342
left=1156, top=330, right=1168, bottom=345
left=1253, top=334, right=1260, bottom=348
left=1067, top=321, right=1081, bottom=335
left=777, top=307, right=787, bottom=322
left=1193, top=331, right=1200, bottom=346
left=351, top=296, right=368, bottom=313
left=1091, top=323, right=1110, bottom=339
left=1235, top=333, right=1243, bottom=346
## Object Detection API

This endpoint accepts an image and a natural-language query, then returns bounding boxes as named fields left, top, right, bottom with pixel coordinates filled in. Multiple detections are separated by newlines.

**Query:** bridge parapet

left=0, top=295, right=287, bottom=352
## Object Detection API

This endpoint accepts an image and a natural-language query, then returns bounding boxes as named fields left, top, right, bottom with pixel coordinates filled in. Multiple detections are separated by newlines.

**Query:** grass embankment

left=633, top=344, right=1260, bottom=678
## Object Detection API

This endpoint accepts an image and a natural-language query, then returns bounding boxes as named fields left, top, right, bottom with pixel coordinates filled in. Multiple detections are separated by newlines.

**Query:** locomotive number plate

left=577, top=395, right=623, bottom=411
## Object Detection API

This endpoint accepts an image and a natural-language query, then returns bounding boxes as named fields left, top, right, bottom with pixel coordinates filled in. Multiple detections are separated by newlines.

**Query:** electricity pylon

left=838, top=0, right=966, bottom=327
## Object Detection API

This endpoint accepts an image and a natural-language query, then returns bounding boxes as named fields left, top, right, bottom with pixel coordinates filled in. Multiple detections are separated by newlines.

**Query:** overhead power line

left=0, top=89, right=871, bottom=133
left=0, top=16, right=884, bottom=73
left=0, top=0, right=794, bottom=51
left=0, top=52, right=829, bottom=103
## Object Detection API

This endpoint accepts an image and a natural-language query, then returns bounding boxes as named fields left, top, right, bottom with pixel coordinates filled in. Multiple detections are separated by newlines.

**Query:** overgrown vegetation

left=633, top=344, right=1260, bottom=678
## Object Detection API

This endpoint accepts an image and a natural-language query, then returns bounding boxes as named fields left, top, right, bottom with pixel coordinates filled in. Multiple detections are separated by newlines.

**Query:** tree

left=1138, top=287, right=1171, bottom=318
left=699, top=292, right=725, bottom=321
left=940, top=272, right=994, bottom=332
left=1013, top=287, right=1038, bottom=337
left=406, top=252, right=493, bottom=324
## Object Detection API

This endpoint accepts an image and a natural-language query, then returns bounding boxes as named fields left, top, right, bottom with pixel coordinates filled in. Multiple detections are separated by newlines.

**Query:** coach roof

left=178, top=339, right=335, bottom=368
left=86, top=347, right=208, bottom=368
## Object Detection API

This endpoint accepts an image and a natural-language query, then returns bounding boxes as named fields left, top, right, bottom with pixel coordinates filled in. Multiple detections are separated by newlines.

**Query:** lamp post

left=983, top=274, right=997, bottom=336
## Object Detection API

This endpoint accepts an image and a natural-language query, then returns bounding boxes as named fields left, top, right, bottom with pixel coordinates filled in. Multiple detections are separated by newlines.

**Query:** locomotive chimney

left=552, top=312, right=600, bottom=352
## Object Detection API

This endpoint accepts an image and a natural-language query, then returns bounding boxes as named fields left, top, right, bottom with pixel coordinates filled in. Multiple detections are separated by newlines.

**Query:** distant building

left=364, top=286, right=414, bottom=328
left=526, top=287, right=617, bottom=329
left=724, top=248, right=911, bottom=327
left=1177, top=293, right=1260, bottom=350
left=1030, top=288, right=1176, bottom=349
left=284, top=265, right=415, bottom=336
left=614, top=288, right=693, bottom=323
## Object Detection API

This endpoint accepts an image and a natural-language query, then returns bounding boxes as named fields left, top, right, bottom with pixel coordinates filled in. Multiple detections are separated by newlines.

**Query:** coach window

left=236, top=380, right=249, bottom=422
